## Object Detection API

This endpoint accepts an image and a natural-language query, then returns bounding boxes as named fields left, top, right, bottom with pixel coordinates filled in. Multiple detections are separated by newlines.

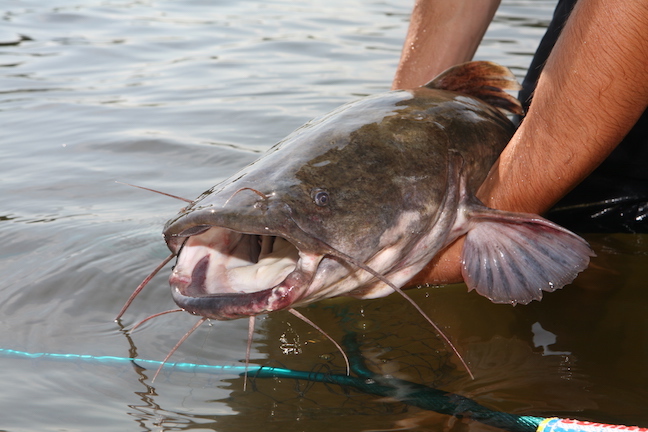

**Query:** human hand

left=407, top=237, right=465, bottom=286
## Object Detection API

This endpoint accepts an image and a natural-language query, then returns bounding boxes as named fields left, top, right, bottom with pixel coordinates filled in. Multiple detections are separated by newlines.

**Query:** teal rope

left=3, top=341, right=644, bottom=432
left=0, top=345, right=542, bottom=432
left=254, top=367, right=544, bottom=432
left=0, top=348, right=287, bottom=375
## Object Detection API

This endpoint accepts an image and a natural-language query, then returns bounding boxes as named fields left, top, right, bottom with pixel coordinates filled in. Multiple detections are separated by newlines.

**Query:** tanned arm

left=392, top=0, right=501, bottom=90
left=408, top=0, right=648, bottom=285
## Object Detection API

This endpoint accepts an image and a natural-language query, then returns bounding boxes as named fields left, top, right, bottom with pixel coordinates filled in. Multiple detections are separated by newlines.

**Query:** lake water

left=1, top=0, right=647, bottom=431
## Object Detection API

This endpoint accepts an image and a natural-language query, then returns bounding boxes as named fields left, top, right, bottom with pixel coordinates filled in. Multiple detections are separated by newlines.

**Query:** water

left=1, top=0, right=647, bottom=430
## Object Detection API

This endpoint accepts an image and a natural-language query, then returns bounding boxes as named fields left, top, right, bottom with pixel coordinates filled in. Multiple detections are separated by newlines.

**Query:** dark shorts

left=519, top=0, right=648, bottom=233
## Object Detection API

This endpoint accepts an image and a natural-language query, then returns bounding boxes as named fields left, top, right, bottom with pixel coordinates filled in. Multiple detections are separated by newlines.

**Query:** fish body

left=163, top=61, right=593, bottom=320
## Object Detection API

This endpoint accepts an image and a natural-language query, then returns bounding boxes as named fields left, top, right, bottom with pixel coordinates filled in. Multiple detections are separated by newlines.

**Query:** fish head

left=162, top=157, right=333, bottom=321
left=163, top=186, right=319, bottom=320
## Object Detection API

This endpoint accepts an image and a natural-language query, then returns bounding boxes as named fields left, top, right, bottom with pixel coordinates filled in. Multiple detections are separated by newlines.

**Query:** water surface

left=1, top=1, right=647, bottom=431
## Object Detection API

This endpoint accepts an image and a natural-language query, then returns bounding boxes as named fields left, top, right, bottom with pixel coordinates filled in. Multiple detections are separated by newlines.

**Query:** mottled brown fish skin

left=286, top=88, right=514, bottom=260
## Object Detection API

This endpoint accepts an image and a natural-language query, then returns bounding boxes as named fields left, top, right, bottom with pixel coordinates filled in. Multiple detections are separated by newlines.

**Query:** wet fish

left=163, top=61, right=593, bottom=321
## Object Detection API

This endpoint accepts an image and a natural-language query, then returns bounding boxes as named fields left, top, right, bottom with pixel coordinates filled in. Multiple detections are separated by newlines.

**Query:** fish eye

left=311, top=189, right=330, bottom=207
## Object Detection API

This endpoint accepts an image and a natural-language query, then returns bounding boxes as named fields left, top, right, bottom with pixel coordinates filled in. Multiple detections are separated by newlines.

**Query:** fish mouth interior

left=170, top=227, right=301, bottom=298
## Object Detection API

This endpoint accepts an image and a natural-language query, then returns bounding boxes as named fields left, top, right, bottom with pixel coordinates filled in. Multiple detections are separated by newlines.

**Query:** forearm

left=478, top=0, right=648, bottom=215
left=392, top=0, right=501, bottom=90
left=410, top=0, right=648, bottom=286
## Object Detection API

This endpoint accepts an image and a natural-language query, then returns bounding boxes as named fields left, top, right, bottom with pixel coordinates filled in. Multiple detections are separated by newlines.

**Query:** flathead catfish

left=163, top=61, right=593, bottom=320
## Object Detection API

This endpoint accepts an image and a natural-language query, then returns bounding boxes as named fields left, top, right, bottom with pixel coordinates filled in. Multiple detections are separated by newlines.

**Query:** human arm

left=392, top=0, right=501, bottom=90
left=408, top=0, right=648, bottom=286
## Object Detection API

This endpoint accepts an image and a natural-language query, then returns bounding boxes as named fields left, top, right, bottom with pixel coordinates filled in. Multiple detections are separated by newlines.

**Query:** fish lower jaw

left=169, top=260, right=307, bottom=320
left=170, top=282, right=298, bottom=320
left=167, top=227, right=320, bottom=319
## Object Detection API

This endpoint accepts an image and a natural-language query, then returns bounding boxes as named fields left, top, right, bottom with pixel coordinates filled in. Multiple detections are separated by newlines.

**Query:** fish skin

left=163, top=61, right=593, bottom=320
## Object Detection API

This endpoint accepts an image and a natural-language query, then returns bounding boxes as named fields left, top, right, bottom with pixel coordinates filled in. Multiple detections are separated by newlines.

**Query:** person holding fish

left=118, top=0, right=648, bottom=382
left=393, top=0, right=648, bottom=286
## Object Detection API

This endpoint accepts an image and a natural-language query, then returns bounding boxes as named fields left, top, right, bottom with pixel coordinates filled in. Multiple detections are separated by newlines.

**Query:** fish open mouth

left=168, top=226, right=322, bottom=320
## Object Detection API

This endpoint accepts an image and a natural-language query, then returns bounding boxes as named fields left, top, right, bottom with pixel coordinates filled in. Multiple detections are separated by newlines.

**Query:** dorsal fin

left=424, top=61, right=524, bottom=116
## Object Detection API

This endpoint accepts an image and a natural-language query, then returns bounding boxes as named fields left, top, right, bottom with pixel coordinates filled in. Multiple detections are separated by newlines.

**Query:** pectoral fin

left=461, top=206, right=594, bottom=305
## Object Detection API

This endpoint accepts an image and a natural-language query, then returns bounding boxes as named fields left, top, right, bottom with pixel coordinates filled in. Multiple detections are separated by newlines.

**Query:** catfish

left=155, top=61, right=592, bottom=322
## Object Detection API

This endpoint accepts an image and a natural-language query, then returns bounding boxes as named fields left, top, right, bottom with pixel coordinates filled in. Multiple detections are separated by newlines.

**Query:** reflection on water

left=1, top=0, right=647, bottom=430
